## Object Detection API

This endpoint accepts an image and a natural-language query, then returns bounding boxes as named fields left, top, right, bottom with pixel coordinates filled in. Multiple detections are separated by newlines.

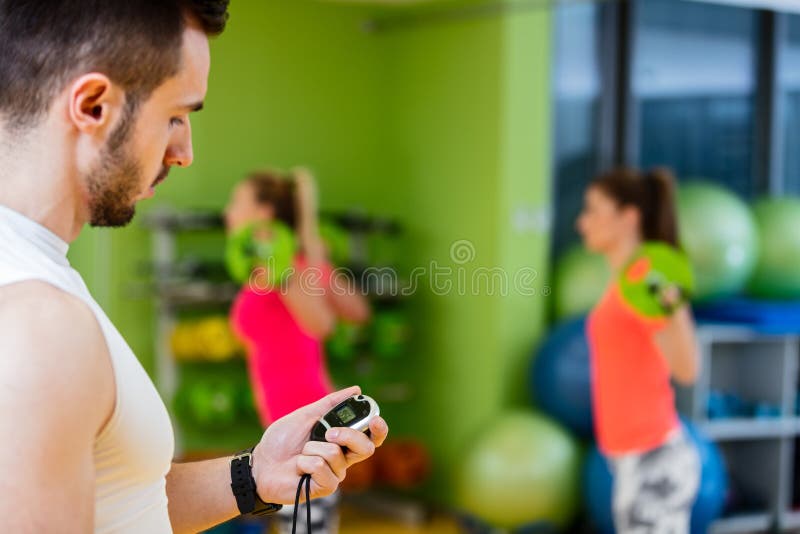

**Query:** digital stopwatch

left=310, top=394, right=380, bottom=442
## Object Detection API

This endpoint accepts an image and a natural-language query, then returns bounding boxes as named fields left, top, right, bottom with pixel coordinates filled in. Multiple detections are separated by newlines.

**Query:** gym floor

left=339, top=506, right=460, bottom=534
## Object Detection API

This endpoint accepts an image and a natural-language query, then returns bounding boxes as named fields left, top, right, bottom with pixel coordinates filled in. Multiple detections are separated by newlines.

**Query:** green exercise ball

left=225, top=220, right=296, bottom=286
left=553, top=245, right=611, bottom=320
left=677, top=182, right=759, bottom=301
left=456, top=412, right=582, bottom=529
left=748, top=197, right=800, bottom=299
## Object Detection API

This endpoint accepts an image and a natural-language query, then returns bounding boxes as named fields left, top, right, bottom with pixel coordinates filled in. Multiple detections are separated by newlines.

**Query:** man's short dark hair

left=0, top=0, right=229, bottom=131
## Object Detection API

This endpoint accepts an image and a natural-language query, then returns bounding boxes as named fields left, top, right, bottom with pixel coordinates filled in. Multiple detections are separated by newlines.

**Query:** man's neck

left=0, top=123, right=85, bottom=243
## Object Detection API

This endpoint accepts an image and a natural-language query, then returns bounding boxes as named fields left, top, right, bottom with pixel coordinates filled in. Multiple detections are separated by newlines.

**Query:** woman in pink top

left=577, top=167, right=701, bottom=533
left=225, top=168, right=370, bottom=534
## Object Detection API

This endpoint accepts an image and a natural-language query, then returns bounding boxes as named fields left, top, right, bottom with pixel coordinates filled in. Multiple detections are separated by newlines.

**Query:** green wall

left=497, top=8, right=553, bottom=405
left=374, top=5, right=552, bottom=502
left=68, top=0, right=552, bottom=507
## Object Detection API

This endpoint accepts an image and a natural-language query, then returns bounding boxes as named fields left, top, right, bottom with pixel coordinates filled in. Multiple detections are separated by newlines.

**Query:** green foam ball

left=553, top=245, right=611, bottom=320
left=677, top=182, right=759, bottom=301
left=748, top=197, right=800, bottom=299
left=456, top=412, right=582, bottom=529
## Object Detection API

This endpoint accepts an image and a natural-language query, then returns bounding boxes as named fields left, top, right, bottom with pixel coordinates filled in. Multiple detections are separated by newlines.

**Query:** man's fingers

left=302, top=441, right=347, bottom=481
left=324, top=427, right=376, bottom=465
left=368, top=417, right=389, bottom=448
left=297, top=455, right=339, bottom=499
left=300, top=386, right=361, bottom=419
left=322, top=417, right=389, bottom=466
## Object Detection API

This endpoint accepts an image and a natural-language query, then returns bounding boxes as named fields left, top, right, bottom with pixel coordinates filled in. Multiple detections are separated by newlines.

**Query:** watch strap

left=230, top=447, right=282, bottom=516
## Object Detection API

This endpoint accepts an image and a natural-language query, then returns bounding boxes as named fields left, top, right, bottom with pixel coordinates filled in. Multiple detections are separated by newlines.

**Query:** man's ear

left=67, top=73, right=125, bottom=137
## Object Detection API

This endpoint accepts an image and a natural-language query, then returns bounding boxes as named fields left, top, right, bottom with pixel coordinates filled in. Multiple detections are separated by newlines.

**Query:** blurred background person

left=577, top=167, right=700, bottom=533
left=226, top=168, right=370, bottom=534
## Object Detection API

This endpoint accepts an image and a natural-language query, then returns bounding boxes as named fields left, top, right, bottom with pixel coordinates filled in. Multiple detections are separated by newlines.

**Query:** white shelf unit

left=145, top=208, right=239, bottom=457
left=676, top=325, right=800, bottom=533
left=711, top=513, right=774, bottom=534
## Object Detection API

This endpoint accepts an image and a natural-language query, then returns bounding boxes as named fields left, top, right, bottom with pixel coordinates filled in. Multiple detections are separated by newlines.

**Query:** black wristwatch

left=230, top=447, right=282, bottom=516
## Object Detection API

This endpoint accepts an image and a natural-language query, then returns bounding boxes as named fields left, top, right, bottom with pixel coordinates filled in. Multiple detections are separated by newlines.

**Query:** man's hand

left=251, top=386, right=388, bottom=504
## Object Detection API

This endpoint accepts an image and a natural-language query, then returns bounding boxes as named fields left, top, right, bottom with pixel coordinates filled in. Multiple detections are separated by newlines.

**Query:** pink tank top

left=230, top=258, right=334, bottom=425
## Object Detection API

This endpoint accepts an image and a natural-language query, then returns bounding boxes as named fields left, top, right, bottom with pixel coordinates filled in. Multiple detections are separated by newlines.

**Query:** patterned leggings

left=609, top=431, right=701, bottom=534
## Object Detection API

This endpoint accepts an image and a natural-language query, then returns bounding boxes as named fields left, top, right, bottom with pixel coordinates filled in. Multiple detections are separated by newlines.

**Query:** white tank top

left=0, top=205, right=174, bottom=533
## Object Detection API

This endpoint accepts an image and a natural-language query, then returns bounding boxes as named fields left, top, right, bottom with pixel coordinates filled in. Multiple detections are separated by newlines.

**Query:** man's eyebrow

left=182, top=101, right=204, bottom=113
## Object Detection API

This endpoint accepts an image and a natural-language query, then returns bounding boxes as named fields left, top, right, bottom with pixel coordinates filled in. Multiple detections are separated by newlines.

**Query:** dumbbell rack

left=143, top=207, right=245, bottom=458
left=676, top=324, right=800, bottom=533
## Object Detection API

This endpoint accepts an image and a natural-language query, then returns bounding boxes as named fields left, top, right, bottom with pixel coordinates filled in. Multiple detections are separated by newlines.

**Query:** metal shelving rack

left=143, top=207, right=237, bottom=457
left=143, top=206, right=411, bottom=457
left=676, top=325, right=800, bottom=533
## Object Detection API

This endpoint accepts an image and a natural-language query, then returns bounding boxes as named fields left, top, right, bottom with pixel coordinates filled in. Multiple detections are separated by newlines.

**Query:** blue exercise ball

left=530, top=317, right=594, bottom=438
left=583, top=421, right=728, bottom=534
left=583, top=447, right=614, bottom=534
left=685, top=423, right=729, bottom=530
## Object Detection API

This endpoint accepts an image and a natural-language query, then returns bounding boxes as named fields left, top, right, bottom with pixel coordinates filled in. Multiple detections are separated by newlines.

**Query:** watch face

left=323, top=398, right=371, bottom=427
left=336, top=404, right=357, bottom=424
left=311, top=395, right=379, bottom=442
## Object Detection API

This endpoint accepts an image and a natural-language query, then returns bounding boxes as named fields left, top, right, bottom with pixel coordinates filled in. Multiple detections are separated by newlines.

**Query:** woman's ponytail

left=641, top=167, right=679, bottom=247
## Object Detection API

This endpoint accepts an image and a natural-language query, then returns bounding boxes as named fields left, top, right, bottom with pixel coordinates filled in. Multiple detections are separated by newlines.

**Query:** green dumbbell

left=225, top=220, right=296, bottom=287
left=619, top=242, right=694, bottom=319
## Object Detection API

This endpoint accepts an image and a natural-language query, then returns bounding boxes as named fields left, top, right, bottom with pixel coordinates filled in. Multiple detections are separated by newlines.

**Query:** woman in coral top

left=225, top=168, right=370, bottom=534
left=577, top=167, right=701, bottom=533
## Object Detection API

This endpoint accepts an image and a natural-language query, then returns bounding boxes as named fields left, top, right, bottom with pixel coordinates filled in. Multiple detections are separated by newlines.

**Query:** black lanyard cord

left=291, top=474, right=313, bottom=534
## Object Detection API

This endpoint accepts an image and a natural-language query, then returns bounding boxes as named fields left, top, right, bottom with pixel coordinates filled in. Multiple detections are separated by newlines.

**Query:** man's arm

left=166, top=387, right=389, bottom=534
left=165, top=457, right=239, bottom=534
left=0, top=281, right=114, bottom=532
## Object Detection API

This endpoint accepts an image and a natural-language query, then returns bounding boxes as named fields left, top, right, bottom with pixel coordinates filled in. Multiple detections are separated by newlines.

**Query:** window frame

left=592, top=0, right=789, bottom=194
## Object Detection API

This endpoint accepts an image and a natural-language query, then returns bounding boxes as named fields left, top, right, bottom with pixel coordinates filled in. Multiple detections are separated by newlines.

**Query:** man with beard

left=0, top=1, right=388, bottom=533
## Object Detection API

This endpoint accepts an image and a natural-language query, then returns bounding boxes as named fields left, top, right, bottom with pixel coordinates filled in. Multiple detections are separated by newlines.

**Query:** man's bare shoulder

left=0, top=279, right=86, bottom=316
left=0, top=280, right=102, bottom=345
left=0, top=280, right=114, bottom=434
left=0, top=282, right=112, bottom=531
